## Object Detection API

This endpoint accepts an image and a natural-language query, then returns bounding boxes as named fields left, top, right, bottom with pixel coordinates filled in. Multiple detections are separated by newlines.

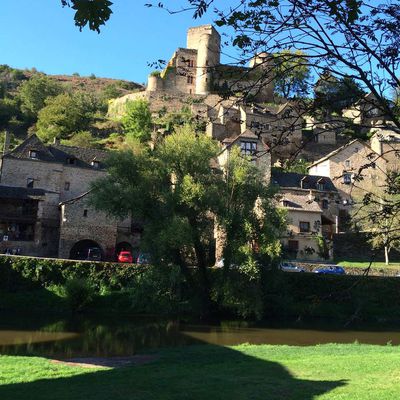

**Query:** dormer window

left=240, top=141, right=257, bottom=156
left=27, top=178, right=34, bottom=188
left=282, top=200, right=290, bottom=207
left=316, top=179, right=325, bottom=191
left=67, top=157, right=76, bottom=165
left=29, top=150, right=38, bottom=159
left=300, top=177, right=309, bottom=189
left=91, top=160, right=100, bottom=169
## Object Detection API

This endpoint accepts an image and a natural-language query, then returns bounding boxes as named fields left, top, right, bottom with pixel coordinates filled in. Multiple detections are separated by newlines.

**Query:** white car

left=279, top=262, right=305, bottom=273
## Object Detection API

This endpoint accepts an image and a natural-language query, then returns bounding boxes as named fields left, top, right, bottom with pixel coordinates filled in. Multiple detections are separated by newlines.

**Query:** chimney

left=2, top=131, right=11, bottom=155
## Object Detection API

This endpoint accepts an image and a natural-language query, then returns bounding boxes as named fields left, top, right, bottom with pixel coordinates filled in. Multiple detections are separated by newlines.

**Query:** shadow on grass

left=0, top=341, right=347, bottom=400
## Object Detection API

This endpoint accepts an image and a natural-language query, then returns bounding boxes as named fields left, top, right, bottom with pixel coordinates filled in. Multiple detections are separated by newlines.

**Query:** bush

left=64, top=278, right=95, bottom=311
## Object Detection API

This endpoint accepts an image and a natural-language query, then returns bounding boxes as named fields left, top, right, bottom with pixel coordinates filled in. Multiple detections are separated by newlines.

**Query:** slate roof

left=222, top=129, right=259, bottom=144
left=0, top=185, right=46, bottom=200
left=5, top=134, right=56, bottom=162
left=49, top=144, right=109, bottom=169
left=278, top=191, right=323, bottom=213
left=271, top=171, right=337, bottom=192
left=4, top=134, right=109, bottom=170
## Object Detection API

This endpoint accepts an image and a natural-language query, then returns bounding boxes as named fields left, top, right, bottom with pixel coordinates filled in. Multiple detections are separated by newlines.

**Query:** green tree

left=18, top=75, right=63, bottom=120
left=61, top=130, right=99, bottom=148
left=0, top=98, right=20, bottom=129
left=90, top=126, right=284, bottom=314
left=314, top=74, right=366, bottom=115
left=352, top=174, right=400, bottom=265
left=121, top=99, right=152, bottom=142
left=273, top=50, right=311, bottom=99
left=36, top=92, right=99, bottom=142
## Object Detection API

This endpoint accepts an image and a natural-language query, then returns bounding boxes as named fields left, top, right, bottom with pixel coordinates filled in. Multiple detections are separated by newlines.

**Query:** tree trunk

left=385, top=245, right=390, bottom=266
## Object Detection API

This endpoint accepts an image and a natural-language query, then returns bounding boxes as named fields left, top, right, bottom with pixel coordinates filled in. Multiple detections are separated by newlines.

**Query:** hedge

left=1, top=255, right=400, bottom=321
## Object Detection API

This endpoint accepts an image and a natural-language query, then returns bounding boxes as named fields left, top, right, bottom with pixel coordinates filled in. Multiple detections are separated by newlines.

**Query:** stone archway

left=69, top=239, right=103, bottom=261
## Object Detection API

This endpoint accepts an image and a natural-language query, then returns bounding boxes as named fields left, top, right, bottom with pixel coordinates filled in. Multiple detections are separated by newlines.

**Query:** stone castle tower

left=186, top=25, right=221, bottom=95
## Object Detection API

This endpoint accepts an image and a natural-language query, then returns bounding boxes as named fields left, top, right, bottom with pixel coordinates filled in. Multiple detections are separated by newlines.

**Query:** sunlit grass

left=0, top=343, right=399, bottom=399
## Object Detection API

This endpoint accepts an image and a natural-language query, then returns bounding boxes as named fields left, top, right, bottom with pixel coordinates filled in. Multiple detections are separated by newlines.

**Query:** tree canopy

left=18, top=75, right=63, bottom=120
left=90, top=125, right=285, bottom=313
left=121, top=99, right=152, bottom=143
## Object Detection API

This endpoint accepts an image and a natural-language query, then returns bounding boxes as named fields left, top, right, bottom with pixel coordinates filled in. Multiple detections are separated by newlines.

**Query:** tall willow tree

left=90, top=126, right=285, bottom=313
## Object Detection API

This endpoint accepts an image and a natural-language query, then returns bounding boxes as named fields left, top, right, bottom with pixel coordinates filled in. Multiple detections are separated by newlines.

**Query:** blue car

left=314, top=265, right=345, bottom=275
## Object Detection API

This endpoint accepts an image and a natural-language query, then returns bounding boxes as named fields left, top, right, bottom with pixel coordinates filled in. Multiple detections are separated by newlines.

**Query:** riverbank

left=0, top=343, right=399, bottom=399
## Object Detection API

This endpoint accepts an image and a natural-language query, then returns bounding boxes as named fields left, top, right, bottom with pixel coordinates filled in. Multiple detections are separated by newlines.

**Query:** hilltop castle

left=146, top=25, right=274, bottom=101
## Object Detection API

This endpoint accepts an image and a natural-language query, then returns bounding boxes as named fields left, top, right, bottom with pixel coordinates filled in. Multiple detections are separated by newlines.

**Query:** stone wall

left=59, top=201, right=118, bottom=260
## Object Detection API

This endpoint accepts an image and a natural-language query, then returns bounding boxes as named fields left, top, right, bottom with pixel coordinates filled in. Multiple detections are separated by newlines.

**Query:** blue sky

left=0, top=1, right=219, bottom=84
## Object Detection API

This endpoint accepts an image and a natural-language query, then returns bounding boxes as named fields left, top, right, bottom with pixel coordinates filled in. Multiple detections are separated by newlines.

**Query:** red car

left=118, top=251, right=133, bottom=263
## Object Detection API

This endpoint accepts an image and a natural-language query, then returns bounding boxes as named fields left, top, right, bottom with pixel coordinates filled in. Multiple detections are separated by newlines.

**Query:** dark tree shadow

left=0, top=340, right=346, bottom=400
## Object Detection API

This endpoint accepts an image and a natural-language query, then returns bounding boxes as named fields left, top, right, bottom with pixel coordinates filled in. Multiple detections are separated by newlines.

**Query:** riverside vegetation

left=2, top=255, right=400, bottom=322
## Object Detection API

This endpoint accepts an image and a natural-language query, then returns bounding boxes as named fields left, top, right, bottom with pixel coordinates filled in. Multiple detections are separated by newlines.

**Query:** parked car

left=136, top=252, right=151, bottom=265
left=118, top=251, right=133, bottom=263
left=86, top=247, right=102, bottom=261
left=279, top=262, right=305, bottom=273
left=314, top=265, right=345, bottom=275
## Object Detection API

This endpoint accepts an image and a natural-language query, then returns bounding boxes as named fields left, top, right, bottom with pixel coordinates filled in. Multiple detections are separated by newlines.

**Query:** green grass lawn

left=336, top=260, right=400, bottom=270
left=1, top=343, right=399, bottom=399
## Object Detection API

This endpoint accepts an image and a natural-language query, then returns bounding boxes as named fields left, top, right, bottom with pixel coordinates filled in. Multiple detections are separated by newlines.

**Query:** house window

left=67, top=157, right=76, bottom=165
left=343, top=173, right=352, bottom=185
left=316, top=182, right=325, bottom=191
left=187, top=76, right=193, bottom=84
left=299, top=221, right=310, bottom=233
left=29, top=150, right=38, bottom=159
left=91, top=160, right=100, bottom=168
left=344, top=160, right=351, bottom=168
left=282, top=200, right=290, bottom=207
left=188, top=59, right=194, bottom=68
left=27, top=178, right=34, bottom=188
left=322, top=199, right=329, bottom=209
left=250, top=121, right=260, bottom=129
left=288, top=240, right=299, bottom=251
left=64, top=182, right=70, bottom=191
left=83, top=209, right=88, bottom=217
left=240, top=141, right=257, bottom=156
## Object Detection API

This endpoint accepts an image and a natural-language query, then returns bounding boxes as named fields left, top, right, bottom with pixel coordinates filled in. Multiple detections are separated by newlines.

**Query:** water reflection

left=0, top=313, right=399, bottom=358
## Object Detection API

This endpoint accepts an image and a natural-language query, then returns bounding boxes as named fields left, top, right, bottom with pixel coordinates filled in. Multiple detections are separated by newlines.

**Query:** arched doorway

left=70, top=240, right=103, bottom=261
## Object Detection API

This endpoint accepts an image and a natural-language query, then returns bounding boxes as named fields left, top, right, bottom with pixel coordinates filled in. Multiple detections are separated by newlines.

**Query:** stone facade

left=0, top=134, right=138, bottom=260
left=308, top=139, right=388, bottom=203
left=272, top=171, right=340, bottom=260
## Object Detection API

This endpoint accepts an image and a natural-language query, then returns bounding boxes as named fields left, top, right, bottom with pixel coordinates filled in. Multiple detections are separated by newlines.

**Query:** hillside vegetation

left=0, top=65, right=143, bottom=149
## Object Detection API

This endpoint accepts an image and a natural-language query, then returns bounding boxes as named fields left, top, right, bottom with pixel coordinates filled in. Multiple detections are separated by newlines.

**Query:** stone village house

left=0, top=134, right=139, bottom=259
left=216, top=131, right=340, bottom=261
left=308, top=139, right=389, bottom=229
left=271, top=171, right=340, bottom=260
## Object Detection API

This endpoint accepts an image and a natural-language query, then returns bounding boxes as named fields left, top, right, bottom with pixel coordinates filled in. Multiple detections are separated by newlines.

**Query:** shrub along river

left=0, top=313, right=399, bottom=358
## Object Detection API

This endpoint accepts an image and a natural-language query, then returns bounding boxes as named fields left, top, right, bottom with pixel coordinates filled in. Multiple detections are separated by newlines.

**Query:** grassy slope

left=0, top=344, right=399, bottom=400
